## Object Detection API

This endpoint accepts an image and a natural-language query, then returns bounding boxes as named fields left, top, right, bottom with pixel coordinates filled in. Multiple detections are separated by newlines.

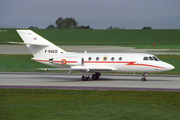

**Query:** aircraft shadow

left=37, top=76, right=170, bottom=82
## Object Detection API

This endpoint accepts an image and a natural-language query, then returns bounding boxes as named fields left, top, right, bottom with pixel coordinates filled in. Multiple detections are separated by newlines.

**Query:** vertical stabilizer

left=16, top=30, right=66, bottom=58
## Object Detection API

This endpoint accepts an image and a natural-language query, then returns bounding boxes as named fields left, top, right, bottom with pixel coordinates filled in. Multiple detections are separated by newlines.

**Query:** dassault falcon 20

left=12, top=30, right=174, bottom=81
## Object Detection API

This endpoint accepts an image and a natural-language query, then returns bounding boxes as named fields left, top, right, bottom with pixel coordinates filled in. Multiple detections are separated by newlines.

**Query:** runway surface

left=0, top=72, right=180, bottom=91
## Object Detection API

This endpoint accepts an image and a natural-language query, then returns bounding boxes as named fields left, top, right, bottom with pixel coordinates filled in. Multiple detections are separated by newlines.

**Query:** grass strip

left=0, top=55, right=49, bottom=72
left=1, top=29, right=180, bottom=49
left=156, top=55, right=180, bottom=75
left=0, top=89, right=180, bottom=120
left=148, top=51, right=180, bottom=52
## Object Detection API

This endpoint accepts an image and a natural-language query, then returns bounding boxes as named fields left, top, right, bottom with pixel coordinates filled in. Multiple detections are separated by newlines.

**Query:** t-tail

left=16, top=30, right=66, bottom=59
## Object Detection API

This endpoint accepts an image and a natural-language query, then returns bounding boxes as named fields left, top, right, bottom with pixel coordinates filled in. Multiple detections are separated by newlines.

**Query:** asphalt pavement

left=1, top=45, right=179, bottom=55
left=0, top=72, right=180, bottom=91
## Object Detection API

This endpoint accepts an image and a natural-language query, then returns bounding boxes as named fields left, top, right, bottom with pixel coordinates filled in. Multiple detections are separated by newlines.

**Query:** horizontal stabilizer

left=8, top=42, right=49, bottom=46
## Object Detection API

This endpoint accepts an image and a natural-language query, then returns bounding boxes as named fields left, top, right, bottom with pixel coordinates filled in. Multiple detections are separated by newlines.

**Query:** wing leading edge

left=38, top=67, right=114, bottom=72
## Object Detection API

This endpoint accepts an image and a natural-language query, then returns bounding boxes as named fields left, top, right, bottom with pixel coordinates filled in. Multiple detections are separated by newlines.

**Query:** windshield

left=143, top=56, right=160, bottom=61
left=153, top=56, right=160, bottom=61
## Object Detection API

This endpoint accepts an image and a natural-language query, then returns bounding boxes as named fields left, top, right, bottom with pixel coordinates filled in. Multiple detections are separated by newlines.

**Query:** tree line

left=29, top=17, right=91, bottom=29
left=28, top=17, right=152, bottom=29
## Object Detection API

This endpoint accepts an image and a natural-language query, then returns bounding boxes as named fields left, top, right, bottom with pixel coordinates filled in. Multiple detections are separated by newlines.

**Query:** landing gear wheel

left=141, top=78, right=146, bottom=82
left=141, top=72, right=147, bottom=82
left=82, top=76, right=89, bottom=81
left=92, top=74, right=99, bottom=80
left=92, top=72, right=101, bottom=80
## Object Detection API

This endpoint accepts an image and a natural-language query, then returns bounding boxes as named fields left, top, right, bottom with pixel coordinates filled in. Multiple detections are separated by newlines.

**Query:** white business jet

left=13, top=30, right=174, bottom=81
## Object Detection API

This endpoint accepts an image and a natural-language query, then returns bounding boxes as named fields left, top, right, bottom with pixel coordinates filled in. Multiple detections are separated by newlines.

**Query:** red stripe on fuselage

left=34, top=59, right=77, bottom=63
left=85, top=61, right=166, bottom=69
left=33, top=59, right=166, bottom=69
left=34, top=59, right=49, bottom=62
left=84, top=61, right=128, bottom=63
left=126, top=62, right=165, bottom=69
left=66, top=61, right=77, bottom=63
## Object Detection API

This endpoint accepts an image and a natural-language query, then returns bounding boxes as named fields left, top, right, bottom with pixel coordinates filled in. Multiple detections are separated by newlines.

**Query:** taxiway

left=1, top=45, right=179, bottom=55
left=0, top=72, right=180, bottom=91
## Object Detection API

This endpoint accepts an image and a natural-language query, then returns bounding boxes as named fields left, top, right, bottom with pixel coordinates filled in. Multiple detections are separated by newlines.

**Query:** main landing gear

left=92, top=72, right=101, bottom=80
left=82, top=72, right=101, bottom=81
left=141, top=72, right=147, bottom=82
left=82, top=72, right=147, bottom=81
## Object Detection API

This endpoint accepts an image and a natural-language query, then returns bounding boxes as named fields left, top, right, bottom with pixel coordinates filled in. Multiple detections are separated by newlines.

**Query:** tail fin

left=16, top=30, right=66, bottom=58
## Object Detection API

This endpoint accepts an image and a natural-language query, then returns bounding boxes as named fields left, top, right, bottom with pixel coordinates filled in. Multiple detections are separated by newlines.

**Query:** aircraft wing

left=38, top=67, right=114, bottom=72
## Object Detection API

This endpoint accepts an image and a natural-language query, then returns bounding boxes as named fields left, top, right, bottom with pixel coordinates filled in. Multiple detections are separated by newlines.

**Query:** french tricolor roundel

left=33, top=38, right=37, bottom=40
left=61, top=59, right=66, bottom=65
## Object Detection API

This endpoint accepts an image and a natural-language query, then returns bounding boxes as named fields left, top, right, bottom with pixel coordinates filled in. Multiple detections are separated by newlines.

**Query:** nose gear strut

left=141, top=72, right=147, bottom=81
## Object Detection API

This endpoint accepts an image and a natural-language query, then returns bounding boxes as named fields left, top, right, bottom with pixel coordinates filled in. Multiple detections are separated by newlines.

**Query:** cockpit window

left=149, top=57, right=154, bottom=61
left=144, top=56, right=160, bottom=61
left=143, top=57, right=149, bottom=60
left=153, top=56, right=160, bottom=61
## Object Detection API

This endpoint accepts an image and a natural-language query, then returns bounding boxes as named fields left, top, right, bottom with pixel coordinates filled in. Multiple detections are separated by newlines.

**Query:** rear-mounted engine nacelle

left=49, top=57, right=84, bottom=66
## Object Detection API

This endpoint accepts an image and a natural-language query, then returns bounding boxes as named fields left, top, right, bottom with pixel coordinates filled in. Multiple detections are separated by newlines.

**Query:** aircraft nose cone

left=167, top=64, right=175, bottom=71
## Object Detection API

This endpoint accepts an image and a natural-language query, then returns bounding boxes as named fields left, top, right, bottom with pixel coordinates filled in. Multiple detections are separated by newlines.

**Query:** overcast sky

left=0, top=0, right=180, bottom=29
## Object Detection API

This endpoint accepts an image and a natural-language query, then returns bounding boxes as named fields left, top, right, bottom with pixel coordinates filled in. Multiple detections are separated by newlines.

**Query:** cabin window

left=111, top=57, right=115, bottom=61
left=143, top=57, right=149, bottom=60
left=103, top=56, right=108, bottom=61
left=88, top=57, right=92, bottom=61
left=149, top=57, right=154, bottom=61
left=119, top=57, right=122, bottom=61
left=96, top=57, right=99, bottom=61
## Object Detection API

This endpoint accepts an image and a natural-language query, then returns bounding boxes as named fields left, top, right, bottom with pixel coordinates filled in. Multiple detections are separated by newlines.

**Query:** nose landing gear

left=141, top=72, right=147, bottom=81
left=82, top=75, right=89, bottom=81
